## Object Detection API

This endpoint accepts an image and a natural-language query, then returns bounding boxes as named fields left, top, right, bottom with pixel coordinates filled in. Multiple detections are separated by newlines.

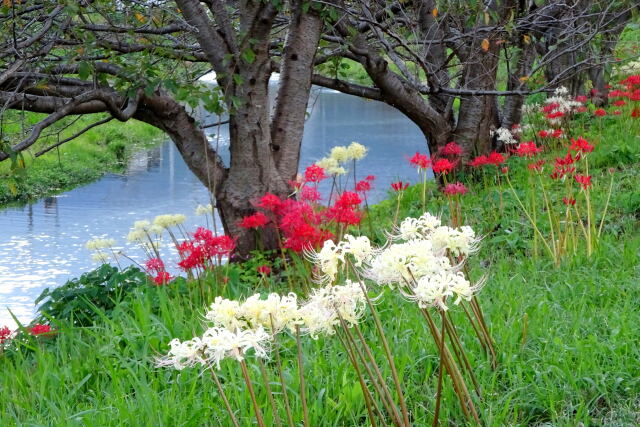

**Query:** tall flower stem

left=257, top=358, right=283, bottom=427
left=352, top=323, right=403, bottom=425
left=295, top=325, right=310, bottom=427
left=209, top=369, right=240, bottom=427
left=443, top=311, right=481, bottom=396
left=432, top=313, right=446, bottom=427
left=468, top=295, right=497, bottom=369
left=270, top=315, right=295, bottom=427
left=336, top=316, right=381, bottom=427
left=347, top=261, right=410, bottom=426
left=421, top=171, right=427, bottom=212
left=598, top=172, right=615, bottom=239
left=419, top=307, right=479, bottom=423
left=240, top=359, right=266, bottom=427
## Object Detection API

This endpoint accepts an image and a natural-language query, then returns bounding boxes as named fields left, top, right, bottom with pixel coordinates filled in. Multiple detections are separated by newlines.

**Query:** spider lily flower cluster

left=159, top=283, right=369, bottom=426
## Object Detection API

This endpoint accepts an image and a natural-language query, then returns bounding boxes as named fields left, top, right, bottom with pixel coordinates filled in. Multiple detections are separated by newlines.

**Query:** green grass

left=0, top=113, right=163, bottom=205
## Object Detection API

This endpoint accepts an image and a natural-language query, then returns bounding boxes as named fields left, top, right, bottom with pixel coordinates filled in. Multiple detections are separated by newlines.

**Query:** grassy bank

left=1, top=97, right=639, bottom=426
left=0, top=113, right=163, bottom=205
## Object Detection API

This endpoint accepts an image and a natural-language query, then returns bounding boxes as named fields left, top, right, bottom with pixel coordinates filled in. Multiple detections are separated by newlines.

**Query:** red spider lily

left=355, top=180, right=372, bottom=193
left=513, top=141, right=542, bottom=157
left=0, top=326, right=11, bottom=343
left=30, top=324, right=52, bottom=336
left=335, top=191, right=362, bottom=208
left=439, top=142, right=463, bottom=157
left=528, top=160, right=546, bottom=172
left=574, top=174, right=592, bottom=189
left=577, top=106, right=588, bottom=113
left=562, top=197, right=576, bottom=206
left=487, top=151, right=506, bottom=166
left=621, top=75, right=640, bottom=87
left=300, top=186, right=321, bottom=202
left=257, top=265, right=271, bottom=275
left=304, top=165, right=327, bottom=183
left=575, top=95, right=587, bottom=103
left=432, top=158, right=456, bottom=174
left=538, top=130, right=549, bottom=138
left=555, top=152, right=580, bottom=166
left=409, top=152, right=431, bottom=170
left=594, top=108, right=607, bottom=117
left=468, top=155, right=488, bottom=168
left=365, top=175, right=376, bottom=181
left=632, top=108, right=640, bottom=118
left=278, top=200, right=332, bottom=252
left=239, top=212, right=269, bottom=229
left=178, top=229, right=235, bottom=270
left=257, top=192, right=283, bottom=212
left=145, top=258, right=165, bottom=274
left=542, top=103, right=560, bottom=113
left=569, top=137, right=594, bottom=154
left=500, top=166, right=509, bottom=174
left=550, top=166, right=576, bottom=180
left=613, top=110, right=622, bottom=115
left=443, top=182, right=468, bottom=196
left=391, top=181, right=409, bottom=192
left=152, top=271, right=172, bottom=285
left=324, top=206, right=362, bottom=225
left=612, top=99, right=626, bottom=107
left=546, top=111, right=565, bottom=120
left=552, top=129, right=563, bottom=138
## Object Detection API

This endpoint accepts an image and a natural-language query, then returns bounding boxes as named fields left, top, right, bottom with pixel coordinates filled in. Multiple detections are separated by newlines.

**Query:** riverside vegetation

left=0, top=112, right=162, bottom=205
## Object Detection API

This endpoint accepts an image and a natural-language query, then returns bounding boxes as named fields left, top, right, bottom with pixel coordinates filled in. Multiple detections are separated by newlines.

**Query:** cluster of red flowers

left=177, top=228, right=236, bottom=271
left=239, top=212, right=269, bottom=229
left=538, top=129, right=563, bottom=138
left=443, top=182, right=468, bottom=196
left=432, top=158, right=456, bottom=174
left=574, top=174, right=592, bottom=190
left=409, top=152, right=430, bottom=170
left=257, top=265, right=271, bottom=275
left=468, top=151, right=506, bottom=168
left=304, top=164, right=327, bottom=183
left=0, top=326, right=11, bottom=343
left=325, top=191, right=363, bottom=226
left=145, top=258, right=172, bottom=285
left=439, top=141, right=463, bottom=157
left=30, top=324, right=52, bottom=336
left=512, top=141, right=543, bottom=157
left=391, top=181, right=410, bottom=192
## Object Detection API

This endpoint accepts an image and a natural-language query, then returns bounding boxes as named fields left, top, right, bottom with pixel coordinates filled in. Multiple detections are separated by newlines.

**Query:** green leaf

left=78, top=62, right=91, bottom=80
left=241, top=48, right=256, bottom=64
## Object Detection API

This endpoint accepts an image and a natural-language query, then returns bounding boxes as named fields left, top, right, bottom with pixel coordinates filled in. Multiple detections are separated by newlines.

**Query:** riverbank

left=1, top=94, right=639, bottom=424
left=0, top=113, right=163, bottom=206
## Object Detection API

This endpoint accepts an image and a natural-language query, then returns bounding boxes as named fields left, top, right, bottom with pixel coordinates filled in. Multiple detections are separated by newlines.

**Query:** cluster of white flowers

left=304, top=235, right=375, bottom=284
left=544, top=86, right=583, bottom=124
left=522, top=103, right=541, bottom=116
left=195, top=204, right=213, bottom=216
left=492, top=127, right=518, bottom=145
left=206, top=293, right=301, bottom=334
left=614, top=59, right=640, bottom=77
left=153, top=214, right=186, bottom=229
left=366, top=213, right=483, bottom=310
left=158, top=327, right=271, bottom=370
left=298, top=280, right=367, bottom=338
left=85, top=238, right=116, bottom=250
left=315, top=142, right=368, bottom=175
left=160, top=282, right=370, bottom=369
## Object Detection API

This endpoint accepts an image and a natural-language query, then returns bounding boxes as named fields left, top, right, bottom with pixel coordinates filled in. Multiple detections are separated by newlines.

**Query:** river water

left=0, top=88, right=428, bottom=328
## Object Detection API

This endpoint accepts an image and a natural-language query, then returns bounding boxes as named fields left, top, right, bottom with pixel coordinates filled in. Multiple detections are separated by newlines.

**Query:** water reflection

left=0, top=88, right=428, bottom=328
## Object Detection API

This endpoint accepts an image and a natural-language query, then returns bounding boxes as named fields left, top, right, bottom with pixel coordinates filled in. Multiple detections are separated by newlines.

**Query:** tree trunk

left=454, top=40, right=500, bottom=159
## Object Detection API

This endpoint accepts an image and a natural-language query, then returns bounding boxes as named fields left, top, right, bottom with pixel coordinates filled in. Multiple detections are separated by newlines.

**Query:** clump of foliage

left=34, top=265, right=148, bottom=326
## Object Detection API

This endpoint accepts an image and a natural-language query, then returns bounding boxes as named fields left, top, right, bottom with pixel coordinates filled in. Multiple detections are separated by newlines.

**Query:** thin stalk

left=257, top=358, right=283, bottom=427
left=537, top=174, right=558, bottom=261
left=443, top=311, right=482, bottom=397
left=269, top=316, right=295, bottom=427
left=295, top=325, right=310, bottom=427
left=352, top=323, right=403, bottom=425
left=597, top=172, right=614, bottom=238
left=240, top=360, right=266, bottom=427
left=432, top=312, right=446, bottom=427
left=210, top=369, right=240, bottom=427
left=469, top=295, right=497, bottom=369
left=506, top=175, right=556, bottom=260
left=336, top=318, right=380, bottom=427
left=347, top=261, right=410, bottom=426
